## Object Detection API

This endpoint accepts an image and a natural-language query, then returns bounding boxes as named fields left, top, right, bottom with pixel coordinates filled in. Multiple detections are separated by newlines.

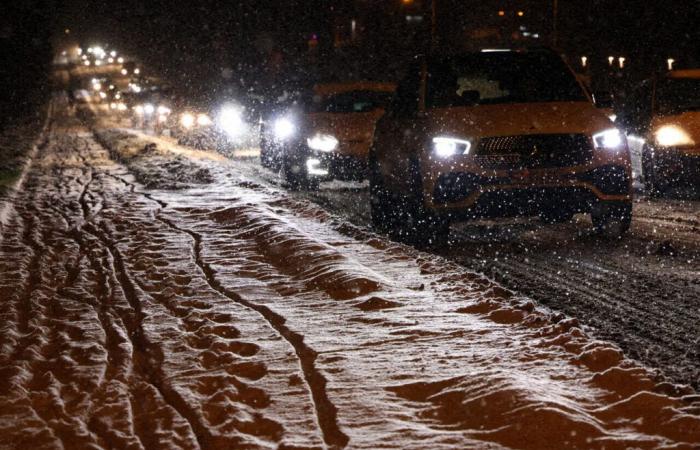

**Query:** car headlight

left=180, top=113, right=195, bottom=129
left=143, top=103, right=155, bottom=115
left=197, top=113, right=212, bottom=126
left=157, top=105, right=171, bottom=115
left=654, top=125, right=695, bottom=147
left=274, top=117, right=296, bottom=140
left=307, top=133, right=339, bottom=152
left=593, top=128, right=625, bottom=150
left=217, top=106, right=246, bottom=138
left=432, top=136, right=472, bottom=158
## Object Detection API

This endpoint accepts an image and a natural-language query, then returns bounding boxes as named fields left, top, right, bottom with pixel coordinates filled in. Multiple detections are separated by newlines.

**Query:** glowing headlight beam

left=593, top=129, right=625, bottom=150
left=307, top=134, right=339, bottom=152
left=196, top=113, right=212, bottom=126
left=432, top=136, right=472, bottom=157
left=655, top=125, right=695, bottom=147
left=180, top=113, right=195, bottom=129
left=274, top=117, right=296, bottom=140
left=217, top=106, right=246, bottom=138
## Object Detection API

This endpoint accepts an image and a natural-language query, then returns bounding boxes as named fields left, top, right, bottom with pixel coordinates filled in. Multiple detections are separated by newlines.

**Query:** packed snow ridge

left=0, top=101, right=699, bottom=449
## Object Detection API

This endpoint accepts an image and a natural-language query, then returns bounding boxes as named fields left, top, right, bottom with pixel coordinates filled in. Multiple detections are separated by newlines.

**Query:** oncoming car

left=369, top=49, right=633, bottom=245
left=171, top=105, right=254, bottom=154
left=620, top=69, right=700, bottom=195
left=261, top=82, right=396, bottom=188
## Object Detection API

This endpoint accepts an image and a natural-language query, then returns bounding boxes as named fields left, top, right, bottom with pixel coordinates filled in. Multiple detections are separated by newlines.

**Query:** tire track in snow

left=157, top=215, right=350, bottom=449
left=84, top=220, right=208, bottom=449
left=70, top=138, right=205, bottom=448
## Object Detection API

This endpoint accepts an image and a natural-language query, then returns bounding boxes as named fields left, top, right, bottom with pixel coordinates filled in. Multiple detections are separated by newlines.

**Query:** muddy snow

left=1, top=100, right=699, bottom=449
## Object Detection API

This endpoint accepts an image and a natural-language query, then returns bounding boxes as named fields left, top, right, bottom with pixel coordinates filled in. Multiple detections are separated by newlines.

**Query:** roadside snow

left=1, top=107, right=699, bottom=449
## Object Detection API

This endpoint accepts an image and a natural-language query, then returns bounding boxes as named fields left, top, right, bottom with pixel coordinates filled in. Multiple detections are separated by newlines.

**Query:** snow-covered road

left=1, top=103, right=700, bottom=449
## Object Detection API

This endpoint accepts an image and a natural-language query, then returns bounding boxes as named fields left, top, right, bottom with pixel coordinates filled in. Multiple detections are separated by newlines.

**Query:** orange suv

left=370, top=49, right=633, bottom=244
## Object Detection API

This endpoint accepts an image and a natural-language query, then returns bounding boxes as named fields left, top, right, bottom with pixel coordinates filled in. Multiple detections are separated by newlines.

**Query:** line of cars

left=258, top=48, right=637, bottom=244
left=118, top=47, right=697, bottom=246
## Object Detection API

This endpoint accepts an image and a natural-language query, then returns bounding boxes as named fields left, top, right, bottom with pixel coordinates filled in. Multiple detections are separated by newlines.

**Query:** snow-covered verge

left=95, top=115, right=700, bottom=448
left=0, top=99, right=52, bottom=235
left=0, top=102, right=50, bottom=189
left=1, top=107, right=699, bottom=449
left=93, top=128, right=217, bottom=190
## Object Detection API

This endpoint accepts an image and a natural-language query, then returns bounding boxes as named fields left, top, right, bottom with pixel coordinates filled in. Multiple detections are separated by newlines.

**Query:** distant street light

left=517, top=10, right=524, bottom=17
left=608, top=56, right=615, bottom=66
left=581, top=56, right=588, bottom=68
left=667, top=58, right=675, bottom=70
left=618, top=57, right=626, bottom=69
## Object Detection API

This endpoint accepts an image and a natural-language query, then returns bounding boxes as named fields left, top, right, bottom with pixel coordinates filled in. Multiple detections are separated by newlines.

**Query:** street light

left=608, top=56, right=615, bottom=66
left=618, top=57, right=626, bottom=69
left=667, top=58, right=675, bottom=70
left=581, top=56, right=588, bottom=68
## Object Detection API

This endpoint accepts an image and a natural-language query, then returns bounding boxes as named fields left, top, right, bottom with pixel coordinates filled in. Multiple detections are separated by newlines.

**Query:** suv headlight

left=196, top=113, right=212, bottom=126
left=217, top=106, right=246, bottom=138
left=180, top=113, right=195, bottom=129
left=432, top=136, right=472, bottom=158
left=593, top=128, right=625, bottom=150
left=307, top=133, right=339, bottom=152
left=654, top=125, right=695, bottom=147
left=274, top=117, right=296, bottom=140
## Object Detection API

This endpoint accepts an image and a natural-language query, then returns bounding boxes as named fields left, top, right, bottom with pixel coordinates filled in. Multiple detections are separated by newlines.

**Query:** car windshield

left=310, top=90, right=394, bottom=113
left=656, top=78, right=700, bottom=114
left=427, top=52, right=587, bottom=108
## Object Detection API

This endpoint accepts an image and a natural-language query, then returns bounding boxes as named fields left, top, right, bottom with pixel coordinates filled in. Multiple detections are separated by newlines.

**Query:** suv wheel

left=591, top=201, right=632, bottom=238
left=369, top=155, right=449, bottom=246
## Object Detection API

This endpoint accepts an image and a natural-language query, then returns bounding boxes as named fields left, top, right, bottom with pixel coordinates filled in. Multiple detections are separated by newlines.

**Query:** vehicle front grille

left=475, top=134, right=593, bottom=169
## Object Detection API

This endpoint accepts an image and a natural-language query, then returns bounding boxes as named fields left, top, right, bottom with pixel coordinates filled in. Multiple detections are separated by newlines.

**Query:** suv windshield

left=656, top=78, right=700, bottom=115
left=310, top=90, right=394, bottom=113
left=427, top=52, right=587, bottom=108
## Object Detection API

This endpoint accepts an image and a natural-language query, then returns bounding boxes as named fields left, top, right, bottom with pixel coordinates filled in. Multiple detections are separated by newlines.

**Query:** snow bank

left=190, top=181, right=700, bottom=449
left=93, top=128, right=217, bottom=190
left=2, top=108, right=699, bottom=449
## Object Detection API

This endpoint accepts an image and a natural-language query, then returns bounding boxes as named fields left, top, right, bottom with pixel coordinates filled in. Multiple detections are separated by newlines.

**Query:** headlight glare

left=197, top=113, right=212, bottom=126
left=217, top=106, right=246, bottom=138
left=274, top=117, right=296, bottom=140
left=655, top=125, right=695, bottom=147
left=180, top=113, right=195, bottom=129
left=593, top=128, right=625, bottom=150
left=432, top=136, right=472, bottom=158
left=307, top=134, right=339, bottom=152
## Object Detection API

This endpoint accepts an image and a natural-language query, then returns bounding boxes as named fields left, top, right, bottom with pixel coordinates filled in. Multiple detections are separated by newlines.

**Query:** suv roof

left=668, top=69, right=700, bottom=79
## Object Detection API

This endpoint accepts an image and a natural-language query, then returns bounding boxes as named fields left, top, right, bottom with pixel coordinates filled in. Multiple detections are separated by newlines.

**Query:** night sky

left=2, top=0, right=699, bottom=116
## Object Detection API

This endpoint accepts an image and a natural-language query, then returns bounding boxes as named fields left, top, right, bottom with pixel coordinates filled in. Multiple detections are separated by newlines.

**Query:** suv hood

left=427, top=102, right=612, bottom=138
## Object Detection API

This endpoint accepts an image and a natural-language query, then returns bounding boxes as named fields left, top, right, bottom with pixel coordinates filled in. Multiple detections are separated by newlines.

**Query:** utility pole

left=431, top=0, right=437, bottom=48
left=553, top=0, right=559, bottom=48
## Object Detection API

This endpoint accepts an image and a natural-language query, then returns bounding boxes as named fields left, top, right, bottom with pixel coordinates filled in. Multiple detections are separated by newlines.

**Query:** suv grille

left=475, top=134, right=593, bottom=169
